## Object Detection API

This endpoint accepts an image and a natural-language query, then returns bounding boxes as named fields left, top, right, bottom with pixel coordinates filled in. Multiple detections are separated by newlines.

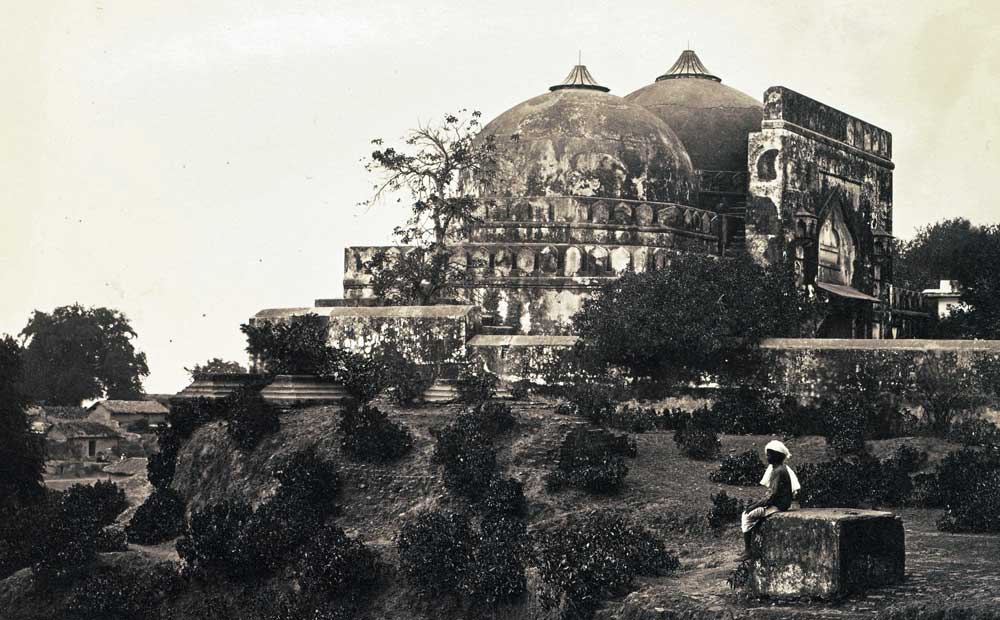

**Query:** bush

left=482, top=476, right=527, bottom=518
left=470, top=400, right=516, bottom=437
left=533, top=512, right=679, bottom=619
left=336, top=350, right=386, bottom=404
left=933, top=447, right=1000, bottom=532
left=34, top=484, right=122, bottom=587
left=432, top=419, right=498, bottom=502
left=710, top=387, right=815, bottom=436
left=147, top=427, right=180, bottom=490
left=558, top=381, right=622, bottom=426
left=710, top=449, right=765, bottom=486
left=244, top=496, right=324, bottom=577
left=298, top=523, right=381, bottom=600
left=240, top=313, right=338, bottom=376
left=338, top=400, right=414, bottom=463
left=796, top=459, right=867, bottom=508
left=166, top=396, right=226, bottom=440
left=457, top=361, right=499, bottom=404
left=546, top=428, right=635, bottom=495
left=378, top=345, right=433, bottom=405
left=176, top=500, right=255, bottom=580
left=465, top=515, right=528, bottom=608
left=272, top=447, right=340, bottom=510
left=64, top=480, right=128, bottom=527
left=225, top=388, right=280, bottom=451
left=127, top=488, right=186, bottom=545
left=673, top=408, right=720, bottom=460
left=875, top=602, right=1000, bottom=620
left=949, top=415, right=1000, bottom=447
left=397, top=511, right=473, bottom=600
left=604, top=404, right=685, bottom=433
left=707, top=491, right=745, bottom=528
left=63, top=562, right=180, bottom=620
left=0, top=491, right=58, bottom=579
left=509, top=379, right=532, bottom=401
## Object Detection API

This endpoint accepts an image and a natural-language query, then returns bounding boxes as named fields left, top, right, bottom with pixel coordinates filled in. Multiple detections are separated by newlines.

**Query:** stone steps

left=259, top=375, right=350, bottom=406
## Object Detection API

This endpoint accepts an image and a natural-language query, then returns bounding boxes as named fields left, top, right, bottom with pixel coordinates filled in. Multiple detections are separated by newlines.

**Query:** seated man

left=739, top=440, right=800, bottom=561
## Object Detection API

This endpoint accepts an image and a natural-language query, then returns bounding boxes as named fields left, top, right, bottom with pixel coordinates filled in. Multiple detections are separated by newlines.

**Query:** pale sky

left=2, top=0, right=999, bottom=394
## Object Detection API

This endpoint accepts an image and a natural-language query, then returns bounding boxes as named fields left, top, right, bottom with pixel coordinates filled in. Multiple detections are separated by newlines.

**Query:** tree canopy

left=185, top=358, right=248, bottom=378
left=0, top=335, right=44, bottom=506
left=362, top=110, right=508, bottom=305
left=571, top=253, right=811, bottom=381
left=18, top=304, right=149, bottom=406
left=894, top=218, right=977, bottom=291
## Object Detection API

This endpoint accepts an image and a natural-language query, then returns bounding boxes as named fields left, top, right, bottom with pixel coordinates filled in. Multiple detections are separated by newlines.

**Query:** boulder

left=749, top=508, right=905, bottom=599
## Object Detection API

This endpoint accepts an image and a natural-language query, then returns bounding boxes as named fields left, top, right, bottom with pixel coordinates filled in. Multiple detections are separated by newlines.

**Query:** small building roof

left=89, top=399, right=169, bottom=415
left=48, top=420, right=121, bottom=439
left=103, top=457, right=148, bottom=476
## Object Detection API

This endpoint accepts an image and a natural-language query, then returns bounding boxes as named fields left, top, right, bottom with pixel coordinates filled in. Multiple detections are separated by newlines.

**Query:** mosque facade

left=324, top=50, right=925, bottom=340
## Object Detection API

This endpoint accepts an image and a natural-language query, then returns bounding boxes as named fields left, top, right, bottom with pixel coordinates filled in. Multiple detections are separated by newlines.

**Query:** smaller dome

left=479, top=64, right=696, bottom=205
left=626, top=50, right=763, bottom=173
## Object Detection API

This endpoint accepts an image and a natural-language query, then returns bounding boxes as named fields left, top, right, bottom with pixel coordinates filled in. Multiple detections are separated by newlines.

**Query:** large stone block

left=749, top=508, right=904, bottom=599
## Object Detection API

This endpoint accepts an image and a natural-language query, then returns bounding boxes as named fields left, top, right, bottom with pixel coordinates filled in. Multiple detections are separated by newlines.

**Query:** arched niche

left=610, top=247, right=631, bottom=274
left=632, top=247, right=649, bottom=273
left=493, top=248, right=513, bottom=277
left=658, top=205, right=678, bottom=228
left=564, top=247, right=583, bottom=276
left=756, top=149, right=779, bottom=181
left=635, top=204, right=654, bottom=226
left=590, top=247, right=609, bottom=274
left=817, top=197, right=856, bottom=286
left=516, top=247, right=536, bottom=274
left=612, top=203, right=632, bottom=225
left=539, top=245, right=559, bottom=274
left=591, top=201, right=609, bottom=224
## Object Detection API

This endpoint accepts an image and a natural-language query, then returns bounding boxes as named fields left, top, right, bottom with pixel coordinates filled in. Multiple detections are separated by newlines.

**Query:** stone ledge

left=749, top=508, right=905, bottom=599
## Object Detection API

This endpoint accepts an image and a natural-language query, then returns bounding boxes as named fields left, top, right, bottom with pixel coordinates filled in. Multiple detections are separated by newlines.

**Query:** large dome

left=625, top=50, right=763, bottom=173
left=480, top=65, right=696, bottom=206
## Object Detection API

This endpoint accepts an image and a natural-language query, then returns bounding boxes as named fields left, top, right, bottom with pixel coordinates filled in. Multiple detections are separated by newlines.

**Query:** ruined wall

left=467, top=335, right=577, bottom=380
left=746, top=87, right=894, bottom=331
left=253, top=306, right=480, bottom=368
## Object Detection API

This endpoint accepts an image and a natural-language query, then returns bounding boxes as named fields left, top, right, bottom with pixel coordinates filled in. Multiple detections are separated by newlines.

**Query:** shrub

left=272, top=447, right=340, bottom=510
left=949, top=415, right=1000, bottom=447
left=604, top=404, right=685, bottom=433
left=0, top=491, right=58, bottom=579
left=34, top=486, right=117, bottom=587
left=546, top=428, right=635, bottom=495
left=533, top=512, right=679, bottom=619
left=710, top=449, right=765, bottom=486
left=240, top=313, right=337, bottom=376
left=166, top=396, right=226, bottom=440
left=673, top=408, right=721, bottom=460
left=176, top=500, right=255, bottom=580
left=707, top=491, right=745, bottom=528
left=482, top=476, right=527, bottom=518
left=875, top=603, right=1000, bottom=620
left=64, top=480, right=128, bottom=527
left=559, top=381, right=622, bottom=426
left=933, top=447, right=1000, bottom=532
left=243, top=496, right=324, bottom=577
left=336, top=350, right=387, bottom=404
left=147, top=427, right=180, bottom=490
left=796, top=459, right=867, bottom=508
left=127, top=488, right=186, bottom=545
left=465, top=515, right=528, bottom=608
left=338, top=400, right=414, bottom=463
left=225, top=388, right=280, bottom=451
left=457, top=361, right=499, bottom=404
left=470, top=400, right=516, bottom=437
left=378, top=345, right=433, bottom=405
left=298, top=523, right=381, bottom=600
left=96, top=524, right=128, bottom=552
left=432, top=419, right=498, bottom=501
left=397, top=511, right=473, bottom=600
left=509, top=379, right=532, bottom=401
left=63, top=562, right=180, bottom=620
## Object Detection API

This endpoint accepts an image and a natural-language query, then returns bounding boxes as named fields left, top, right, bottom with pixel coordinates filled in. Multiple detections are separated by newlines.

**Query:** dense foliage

left=338, top=399, right=414, bottom=463
left=546, top=428, right=636, bottom=495
left=63, top=562, right=181, bottom=620
left=672, top=408, right=721, bottom=460
left=224, top=388, right=280, bottom=450
left=126, top=488, right=187, bottom=545
left=0, top=335, right=44, bottom=505
left=532, top=512, right=679, bottom=620
left=431, top=414, right=499, bottom=502
left=19, top=304, right=148, bottom=405
left=456, top=361, right=499, bottom=404
left=931, top=447, right=1000, bottom=533
left=397, top=510, right=474, bottom=600
left=240, top=314, right=336, bottom=376
left=185, top=357, right=248, bottom=378
left=796, top=446, right=927, bottom=509
left=571, top=254, right=810, bottom=381
left=711, top=449, right=765, bottom=486
left=363, top=110, right=505, bottom=304
left=707, top=491, right=746, bottom=528
left=297, top=523, right=381, bottom=601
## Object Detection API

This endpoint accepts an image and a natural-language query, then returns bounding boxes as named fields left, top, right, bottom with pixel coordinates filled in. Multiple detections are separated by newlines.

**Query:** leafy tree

left=240, top=313, right=337, bottom=375
left=893, top=218, right=977, bottom=291
left=0, top=335, right=45, bottom=505
left=571, top=253, right=811, bottom=381
left=185, top=357, right=248, bottom=378
left=940, top=224, right=1000, bottom=339
left=362, top=110, right=506, bottom=304
left=18, top=304, right=148, bottom=405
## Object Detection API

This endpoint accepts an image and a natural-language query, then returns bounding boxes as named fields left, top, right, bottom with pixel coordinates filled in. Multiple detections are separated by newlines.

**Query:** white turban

left=761, top=440, right=801, bottom=494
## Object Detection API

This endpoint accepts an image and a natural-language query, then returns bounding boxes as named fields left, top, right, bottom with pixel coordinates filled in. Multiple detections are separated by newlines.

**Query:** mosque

left=252, top=49, right=928, bottom=380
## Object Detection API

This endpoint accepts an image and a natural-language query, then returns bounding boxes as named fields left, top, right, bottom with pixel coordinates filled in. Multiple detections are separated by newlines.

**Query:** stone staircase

left=259, top=375, right=350, bottom=406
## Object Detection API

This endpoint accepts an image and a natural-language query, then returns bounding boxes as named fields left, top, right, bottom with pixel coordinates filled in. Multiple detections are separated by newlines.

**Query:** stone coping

left=468, top=335, right=579, bottom=347
left=770, top=508, right=896, bottom=521
left=761, top=338, right=1000, bottom=352
left=255, top=305, right=477, bottom=320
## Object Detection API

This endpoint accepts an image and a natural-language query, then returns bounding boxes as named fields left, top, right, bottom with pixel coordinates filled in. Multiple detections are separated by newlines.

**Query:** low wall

left=468, top=335, right=578, bottom=381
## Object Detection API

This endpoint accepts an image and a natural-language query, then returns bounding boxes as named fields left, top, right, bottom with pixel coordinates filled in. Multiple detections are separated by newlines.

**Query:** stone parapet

left=749, top=508, right=905, bottom=599
left=259, top=375, right=349, bottom=407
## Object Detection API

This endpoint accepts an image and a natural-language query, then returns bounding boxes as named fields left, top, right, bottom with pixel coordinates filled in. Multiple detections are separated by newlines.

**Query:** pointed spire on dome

left=550, top=63, right=610, bottom=92
left=655, top=49, right=721, bottom=82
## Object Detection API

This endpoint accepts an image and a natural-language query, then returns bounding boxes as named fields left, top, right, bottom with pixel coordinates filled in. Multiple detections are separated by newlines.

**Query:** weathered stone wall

left=253, top=306, right=480, bottom=368
left=747, top=86, right=894, bottom=337
left=468, top=334, right=578, bottom=380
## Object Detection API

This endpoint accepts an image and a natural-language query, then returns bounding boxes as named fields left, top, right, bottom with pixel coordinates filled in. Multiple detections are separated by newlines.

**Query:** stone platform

left=749, top=508, right=905, bottom=599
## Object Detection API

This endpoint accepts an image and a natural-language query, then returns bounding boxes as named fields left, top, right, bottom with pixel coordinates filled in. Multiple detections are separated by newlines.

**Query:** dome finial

left=550, top=62, right=610, bottom=92
left=656, top=49, right=721, bottom=82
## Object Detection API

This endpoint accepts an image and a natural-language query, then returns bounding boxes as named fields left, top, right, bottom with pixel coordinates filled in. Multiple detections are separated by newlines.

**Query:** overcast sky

left=3, top=0, right=998, bottom=394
